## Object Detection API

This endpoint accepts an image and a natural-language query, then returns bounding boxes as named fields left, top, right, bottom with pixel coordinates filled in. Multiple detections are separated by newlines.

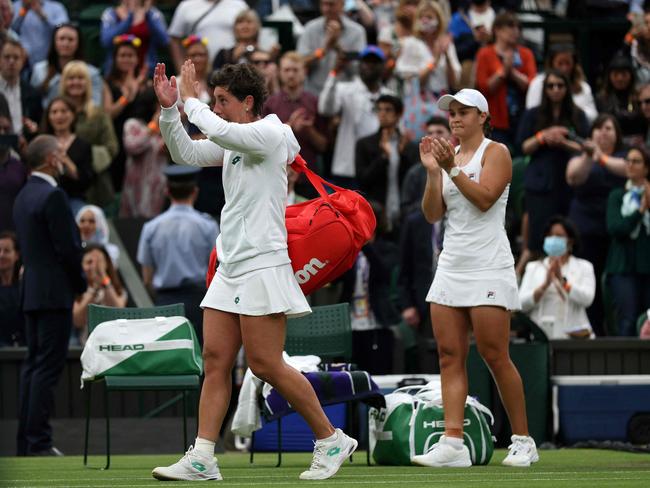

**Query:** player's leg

left=240, top=313, right=357, bottom=480
left=152, top=308, right=242, bottom=481
left=470, top=306, right=538, bottom=467
left=412, top=304, right=472, bottom=468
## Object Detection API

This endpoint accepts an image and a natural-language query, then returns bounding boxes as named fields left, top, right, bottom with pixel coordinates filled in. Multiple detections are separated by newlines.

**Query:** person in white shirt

left=525, top=43, right=598, bottom=123
left=397, top=0, right=460, bottom=95
left=413, top=89, right=538, bottom=469
left=167, top=0, right=248, bottom=72
left=519, top=215, right=596, bottom=339
left=318, top=45, right=393, bottom=187
left=150, top=60, right=357, bottom=482
left=0, top=38, right=40, bottom=136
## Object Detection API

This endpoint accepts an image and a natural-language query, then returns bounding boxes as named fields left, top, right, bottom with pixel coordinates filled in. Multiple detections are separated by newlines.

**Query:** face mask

left=543, top=236, right=568, bottom=257
left=420, top=19, right=439, bottom=33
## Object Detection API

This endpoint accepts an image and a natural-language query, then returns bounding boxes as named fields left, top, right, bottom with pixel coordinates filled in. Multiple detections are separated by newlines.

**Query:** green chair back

left=87, top=303, right=185, bottom=334
left=78, top=4, right=111, bottom=67
left=509, top=156, right=529, bottom=220
left=285, top=303, right=352, bottom=362
left=637, top=311, right=648, bottom=336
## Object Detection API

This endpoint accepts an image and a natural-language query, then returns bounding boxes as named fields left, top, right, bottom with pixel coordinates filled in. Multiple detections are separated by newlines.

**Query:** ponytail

left=482, top=114, right=492, bottom=137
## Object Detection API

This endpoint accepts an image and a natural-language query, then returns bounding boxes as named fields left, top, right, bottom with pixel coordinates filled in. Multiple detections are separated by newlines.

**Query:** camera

left=566, top=131, right=586, bottom=146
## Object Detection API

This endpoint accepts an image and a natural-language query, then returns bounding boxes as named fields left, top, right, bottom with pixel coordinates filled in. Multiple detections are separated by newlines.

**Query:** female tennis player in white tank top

left=412, top=89, right=539, bottom=468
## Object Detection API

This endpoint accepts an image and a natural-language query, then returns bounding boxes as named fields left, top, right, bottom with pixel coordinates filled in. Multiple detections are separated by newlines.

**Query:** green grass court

left=1, top=449, right=649, bottom=488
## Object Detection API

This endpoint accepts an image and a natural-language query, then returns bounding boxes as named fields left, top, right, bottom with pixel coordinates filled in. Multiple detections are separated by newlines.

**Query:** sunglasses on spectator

left=251, top=59, right=270, bottom=66
left=639, top=98, right=650, bottom=105
left=55, top=21, right=79, bottom=29
left=545, top=82, right=566, bottom=90
left=625, top=157, right=645, bottom=164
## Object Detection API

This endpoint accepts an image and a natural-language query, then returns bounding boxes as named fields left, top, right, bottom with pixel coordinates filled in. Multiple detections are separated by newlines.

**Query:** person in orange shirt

left=475, top=12, right=536, bottom=150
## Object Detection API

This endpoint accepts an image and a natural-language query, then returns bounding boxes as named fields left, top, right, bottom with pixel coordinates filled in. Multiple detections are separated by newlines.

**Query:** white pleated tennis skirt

left=426, top=266, right=521, bottom=311
left=201, top=263, right=312, bottom=318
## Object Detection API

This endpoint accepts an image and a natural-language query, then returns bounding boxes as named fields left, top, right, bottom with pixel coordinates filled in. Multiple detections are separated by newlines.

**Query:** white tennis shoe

left=411, top=435, right=472, bottom=468
left=299, top=428, right=358, bottom=480
left=152, top=446, right=223, bottom=481
left=502, top=435, right=539, bottom=467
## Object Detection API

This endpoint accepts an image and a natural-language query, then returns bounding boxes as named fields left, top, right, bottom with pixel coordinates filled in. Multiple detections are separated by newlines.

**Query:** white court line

left=3, top=468, right=650, bottom=482
left=3, top=477, right=650, bottom=488
left=3, top=475, right=650, bottom=487
left=2, top=469, right=650, bottom=483
left=4, top=469, right=650, bottom=481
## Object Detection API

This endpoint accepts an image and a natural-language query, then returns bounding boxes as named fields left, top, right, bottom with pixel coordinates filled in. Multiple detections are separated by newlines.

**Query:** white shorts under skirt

left=200, top=263, right=312, bottom=318
left=426, top=266, right=521, bottom=311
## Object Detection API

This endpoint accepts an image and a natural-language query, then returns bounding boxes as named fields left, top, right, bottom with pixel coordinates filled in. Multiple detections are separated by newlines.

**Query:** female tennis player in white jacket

left=150, top=61, right=357, bottom=482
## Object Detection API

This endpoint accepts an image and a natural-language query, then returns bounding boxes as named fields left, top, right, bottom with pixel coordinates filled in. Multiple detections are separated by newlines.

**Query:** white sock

left=194, top=437, right=215, bottom=458
left=442, top=435, right=464, bottom=449
left=318, top=430, right=338, bottom=444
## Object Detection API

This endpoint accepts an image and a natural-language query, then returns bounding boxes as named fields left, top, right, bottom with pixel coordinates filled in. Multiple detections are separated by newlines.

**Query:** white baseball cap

left=438, top=89, right=489, bottom=114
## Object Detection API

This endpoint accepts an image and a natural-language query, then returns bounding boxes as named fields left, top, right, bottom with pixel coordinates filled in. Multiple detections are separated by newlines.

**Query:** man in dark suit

left=13, top=135, right=85, bottom=456
left=355, top=94, right=419, bottom=237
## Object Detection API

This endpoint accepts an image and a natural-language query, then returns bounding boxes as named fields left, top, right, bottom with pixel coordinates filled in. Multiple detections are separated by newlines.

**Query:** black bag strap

left=188, top=0, right=221, bottom=35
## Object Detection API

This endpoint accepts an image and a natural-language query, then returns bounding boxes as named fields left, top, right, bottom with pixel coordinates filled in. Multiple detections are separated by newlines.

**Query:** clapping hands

left=420, top=136, right=455, bottom=172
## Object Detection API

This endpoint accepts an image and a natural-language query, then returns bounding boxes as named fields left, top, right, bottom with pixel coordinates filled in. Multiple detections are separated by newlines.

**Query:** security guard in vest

left=137, top=166, right=219, bottom=344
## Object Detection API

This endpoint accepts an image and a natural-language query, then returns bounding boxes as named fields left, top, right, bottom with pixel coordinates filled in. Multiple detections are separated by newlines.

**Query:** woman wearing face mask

left=605, top=145, right=650, bottom=336
left=400, top=0, right=460, bottom=95
left=519, top=216, right=596, bottom=339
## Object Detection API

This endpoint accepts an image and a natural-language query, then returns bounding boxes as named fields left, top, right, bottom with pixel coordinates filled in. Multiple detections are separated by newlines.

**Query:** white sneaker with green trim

left=502, top=435, right=539, bottom=467
left=299, top=429, right=358, bottom=480
left=152, top=446, right=223, bottom=481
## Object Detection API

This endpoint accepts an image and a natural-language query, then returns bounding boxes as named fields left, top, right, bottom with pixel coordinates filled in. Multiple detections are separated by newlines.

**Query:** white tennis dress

left=159, top=98, right=311, bottom=318
left=426, top=137, right=520, bottom=310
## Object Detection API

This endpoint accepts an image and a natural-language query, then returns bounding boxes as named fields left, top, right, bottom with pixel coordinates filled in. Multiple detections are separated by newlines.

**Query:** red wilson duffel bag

left=206, top=155, right=376, bottom=295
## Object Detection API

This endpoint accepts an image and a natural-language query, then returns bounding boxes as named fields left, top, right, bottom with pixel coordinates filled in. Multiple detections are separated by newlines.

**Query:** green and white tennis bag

left=369, top=382, right=495, bottom=465
left=80, top=316, right=203, bottom=384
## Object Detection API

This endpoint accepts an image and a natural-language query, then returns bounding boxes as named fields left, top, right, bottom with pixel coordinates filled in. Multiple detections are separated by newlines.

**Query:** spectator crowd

left=3, top=0, right=650, bottom=359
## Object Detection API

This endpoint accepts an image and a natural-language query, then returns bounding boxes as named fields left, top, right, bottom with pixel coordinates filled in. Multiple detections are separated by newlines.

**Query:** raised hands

left=179, top=59, right=200, bottom=102
left=153, top=63, right=178, bottom=108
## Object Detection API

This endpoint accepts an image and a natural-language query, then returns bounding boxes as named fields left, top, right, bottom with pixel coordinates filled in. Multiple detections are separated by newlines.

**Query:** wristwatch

left=448, top=166, right=461, bottom=179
